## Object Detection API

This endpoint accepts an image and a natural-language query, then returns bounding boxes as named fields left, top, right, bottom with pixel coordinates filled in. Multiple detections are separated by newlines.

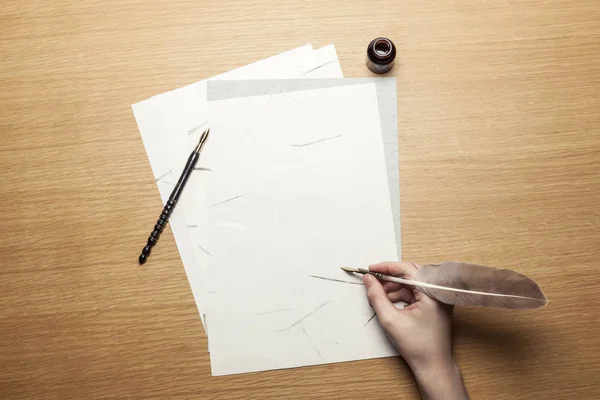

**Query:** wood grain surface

left=1, top=0, right=599, bottom=398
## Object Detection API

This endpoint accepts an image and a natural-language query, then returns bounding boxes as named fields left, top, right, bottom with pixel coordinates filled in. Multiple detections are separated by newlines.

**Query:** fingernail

left=363, top=275, right=373, bottom=285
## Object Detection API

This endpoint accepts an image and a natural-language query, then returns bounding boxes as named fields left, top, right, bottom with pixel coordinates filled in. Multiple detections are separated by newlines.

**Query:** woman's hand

left=363, top=261, right=469, bottom=400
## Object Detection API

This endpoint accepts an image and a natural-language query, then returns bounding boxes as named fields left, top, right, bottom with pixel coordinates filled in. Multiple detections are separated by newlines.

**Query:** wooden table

left=1, top=1, right=599, bottom=398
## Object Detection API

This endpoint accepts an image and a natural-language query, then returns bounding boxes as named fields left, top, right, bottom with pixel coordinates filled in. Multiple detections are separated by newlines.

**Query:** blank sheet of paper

left=132, top=45, right=343, bottom=332
left=134, top=44, right=314, bottom=192
left=201, top=83, right=398, bottom=375
left=206, top=78, right=401, bottom=257
left=183, top=45, right=343, bottom=330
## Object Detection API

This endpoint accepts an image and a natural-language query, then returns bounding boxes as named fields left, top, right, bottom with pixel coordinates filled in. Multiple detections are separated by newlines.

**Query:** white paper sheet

left=132, top=45, right=344, bottom=332
left=183, top=45, right=344, bottom=330
left=206, top=78, right=401, bottom=257
left=133, top=44, right=315, bottom=203
left=201, top=83, right=398, bottom=375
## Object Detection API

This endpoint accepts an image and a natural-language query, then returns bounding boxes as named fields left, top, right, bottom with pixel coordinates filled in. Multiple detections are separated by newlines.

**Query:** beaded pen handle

left=138, top=128, right=210, bottom=264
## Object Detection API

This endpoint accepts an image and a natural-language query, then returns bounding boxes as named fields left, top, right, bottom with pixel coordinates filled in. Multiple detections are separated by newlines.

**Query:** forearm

left=411, top=360, right=469, bottom=400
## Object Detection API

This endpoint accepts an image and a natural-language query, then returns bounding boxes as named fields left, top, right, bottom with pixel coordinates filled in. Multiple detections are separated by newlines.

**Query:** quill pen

left=342, top=261, right=547, bottom=310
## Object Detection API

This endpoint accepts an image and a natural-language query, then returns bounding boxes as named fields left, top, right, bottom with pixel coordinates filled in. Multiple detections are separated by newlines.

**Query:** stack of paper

left=133, top=45, right=402, bottom=376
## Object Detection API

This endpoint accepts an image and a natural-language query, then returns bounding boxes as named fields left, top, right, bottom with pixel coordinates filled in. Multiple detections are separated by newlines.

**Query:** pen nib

left=341, top=267, right=359, bottom=273
left=194, top=128, right=210, bottom=153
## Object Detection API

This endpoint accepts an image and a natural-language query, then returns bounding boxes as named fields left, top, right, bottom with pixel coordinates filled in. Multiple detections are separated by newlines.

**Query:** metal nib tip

left=194, top=128, right=210, bottom=153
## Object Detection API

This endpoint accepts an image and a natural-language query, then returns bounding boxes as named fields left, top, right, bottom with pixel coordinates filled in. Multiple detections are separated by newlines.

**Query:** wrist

left=408, top=354, right=455, bottom=378
left=410, top=358, right=469, bottom=400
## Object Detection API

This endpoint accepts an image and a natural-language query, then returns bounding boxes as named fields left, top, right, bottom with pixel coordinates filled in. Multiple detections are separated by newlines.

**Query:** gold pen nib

left=341, top=267, right=373, bottom=276
left=194, top=128, right=210, bottom=153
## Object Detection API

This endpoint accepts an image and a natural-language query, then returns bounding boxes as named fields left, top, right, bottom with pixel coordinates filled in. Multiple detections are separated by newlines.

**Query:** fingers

left=414, top=289, right=455, bottom=318
left=369, top=261, right=419, bottom=279
left=382, top=281, right=403, bottom=293
left=387, top=288, right=415, bottom=303
left=413, top=289, right=449, bottom=310
left=413, top=289, right=435, bottom=304
left=363, top=275, right=399, bottom=325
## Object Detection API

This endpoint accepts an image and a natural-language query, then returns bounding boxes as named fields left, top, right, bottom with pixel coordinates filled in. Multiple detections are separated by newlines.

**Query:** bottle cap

left=366, top=37, right=396, bottom=74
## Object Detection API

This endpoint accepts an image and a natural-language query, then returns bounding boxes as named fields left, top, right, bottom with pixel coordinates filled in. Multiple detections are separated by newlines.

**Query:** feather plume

left=413, top=261, right=547, bottom=309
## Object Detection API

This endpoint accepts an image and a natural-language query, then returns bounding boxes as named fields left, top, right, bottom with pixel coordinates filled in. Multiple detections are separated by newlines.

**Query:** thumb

left=363, top=275, right=398, bottom=322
